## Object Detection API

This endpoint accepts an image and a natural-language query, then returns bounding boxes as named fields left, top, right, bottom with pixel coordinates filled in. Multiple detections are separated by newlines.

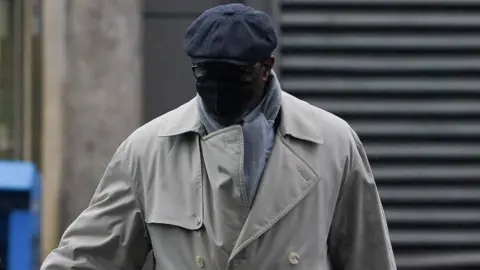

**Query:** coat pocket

left=144, top=172, right=203, bottom=230
left=145, top=207, right=203, bottom=230
left=144, top=176, right=206, bottom=270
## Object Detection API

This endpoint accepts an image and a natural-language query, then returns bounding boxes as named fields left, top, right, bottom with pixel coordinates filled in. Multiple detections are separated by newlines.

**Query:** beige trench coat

left=41, top=91, right=396, bottom=270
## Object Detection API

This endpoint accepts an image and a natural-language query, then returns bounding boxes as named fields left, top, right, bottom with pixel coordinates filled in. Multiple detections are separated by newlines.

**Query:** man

left=41, top=3, right=396, bottom=270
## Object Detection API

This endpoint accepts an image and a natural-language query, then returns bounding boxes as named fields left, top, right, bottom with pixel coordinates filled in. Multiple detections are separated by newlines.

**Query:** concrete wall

left=60, top=0, right=143, bottom=230
left=42, top=0, right=143, bottom=258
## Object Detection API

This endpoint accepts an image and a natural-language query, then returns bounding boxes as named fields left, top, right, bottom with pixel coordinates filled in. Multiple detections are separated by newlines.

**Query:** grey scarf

left=197, top=71, right=282, bottom=205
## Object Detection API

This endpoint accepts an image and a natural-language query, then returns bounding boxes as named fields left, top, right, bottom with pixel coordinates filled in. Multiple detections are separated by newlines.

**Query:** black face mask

left=196, top=78, right=256, bottom=122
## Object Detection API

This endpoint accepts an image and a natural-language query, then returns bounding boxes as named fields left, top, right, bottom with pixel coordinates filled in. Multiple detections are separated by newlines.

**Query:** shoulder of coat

left=115, top=98, right=199, bottom=160
left=281, top=91, right=354, bottom=145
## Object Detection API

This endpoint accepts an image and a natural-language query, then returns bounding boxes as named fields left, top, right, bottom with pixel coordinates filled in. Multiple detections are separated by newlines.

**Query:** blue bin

left=0, top=161, right=41, bottom=270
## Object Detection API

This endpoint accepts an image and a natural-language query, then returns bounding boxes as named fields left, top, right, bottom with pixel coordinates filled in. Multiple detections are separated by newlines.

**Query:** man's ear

left=265, top=56, right=275, bottom=70
left=262, top=56, right=275, bottom=79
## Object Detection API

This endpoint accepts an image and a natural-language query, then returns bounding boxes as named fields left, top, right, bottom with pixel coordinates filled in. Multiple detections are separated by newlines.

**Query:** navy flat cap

left=183, top=3, right=278, bottom=64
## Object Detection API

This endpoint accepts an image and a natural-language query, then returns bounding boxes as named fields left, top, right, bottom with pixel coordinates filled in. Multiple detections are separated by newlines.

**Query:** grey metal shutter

left=279, top=1, right=480, bottom=269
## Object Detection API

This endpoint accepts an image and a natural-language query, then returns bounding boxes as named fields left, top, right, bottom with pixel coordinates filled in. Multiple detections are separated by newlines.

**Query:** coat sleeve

left=327, top=128, right=397, bottom=270
left=41, top=147, right=151, bottom=270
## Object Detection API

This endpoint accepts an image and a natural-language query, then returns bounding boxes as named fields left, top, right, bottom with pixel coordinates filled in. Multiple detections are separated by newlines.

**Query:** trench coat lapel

left=229, top=116, right=323, bottom=261
left=229, top=135, right=321, bottom=261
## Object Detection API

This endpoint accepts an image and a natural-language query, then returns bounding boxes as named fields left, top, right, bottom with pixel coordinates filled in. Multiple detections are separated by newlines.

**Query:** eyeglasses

left=192, top=62, right=262, bottom=82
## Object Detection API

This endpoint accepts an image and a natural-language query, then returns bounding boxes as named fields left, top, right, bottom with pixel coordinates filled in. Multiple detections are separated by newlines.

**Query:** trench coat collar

left=156, top=99, right=204, bottom=137
left=157, top=92, right=324, bottom=145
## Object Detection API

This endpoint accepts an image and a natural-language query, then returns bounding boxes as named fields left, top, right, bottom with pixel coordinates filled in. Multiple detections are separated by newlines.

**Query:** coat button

left=288, top=252, right=300, bottom=265
left=195, top=256, right=205, bottom=268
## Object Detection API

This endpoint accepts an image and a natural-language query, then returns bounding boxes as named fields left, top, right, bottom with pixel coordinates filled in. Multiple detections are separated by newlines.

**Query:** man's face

left=248, top=56, right=275, bottom=111
left=193, top=56, right=275, bottom=125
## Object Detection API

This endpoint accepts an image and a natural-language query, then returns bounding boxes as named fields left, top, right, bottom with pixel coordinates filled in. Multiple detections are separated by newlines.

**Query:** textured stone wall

left=59, top=0, right=142, bottom=230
